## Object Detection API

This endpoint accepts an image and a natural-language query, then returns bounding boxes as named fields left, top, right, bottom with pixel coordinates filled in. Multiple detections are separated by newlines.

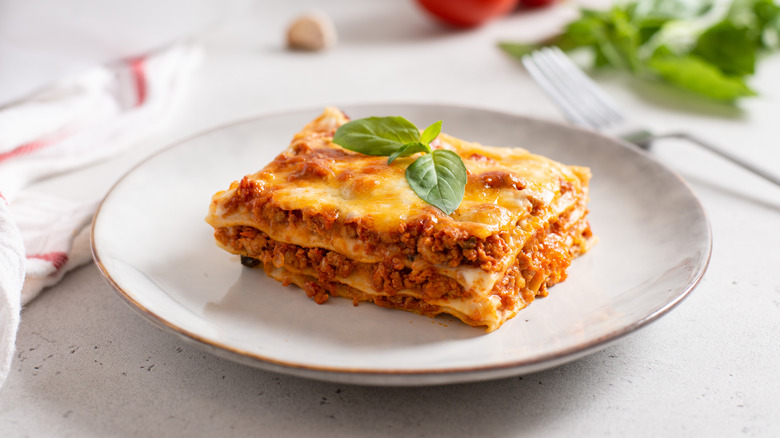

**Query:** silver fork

left=522, top=46, right=780, bottom=188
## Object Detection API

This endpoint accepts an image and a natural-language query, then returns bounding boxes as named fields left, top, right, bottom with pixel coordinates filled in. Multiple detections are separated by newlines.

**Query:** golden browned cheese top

left=212, top=107, right=591, bottom=241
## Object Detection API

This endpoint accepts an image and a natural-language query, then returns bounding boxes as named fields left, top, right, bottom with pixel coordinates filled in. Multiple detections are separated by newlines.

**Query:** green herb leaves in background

left=333, top=117, right=467, bottom=215
left=499, top=0, right=780, bottom=102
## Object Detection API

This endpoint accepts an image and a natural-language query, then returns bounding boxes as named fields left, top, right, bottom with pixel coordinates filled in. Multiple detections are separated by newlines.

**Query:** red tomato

left=519, top=0, right=556, bottom=8
left=416, top=0, right=520, bottom=28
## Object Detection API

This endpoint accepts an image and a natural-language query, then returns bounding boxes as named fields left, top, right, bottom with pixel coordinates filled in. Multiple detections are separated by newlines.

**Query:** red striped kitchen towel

left=0, top=44, right=201, bottom=386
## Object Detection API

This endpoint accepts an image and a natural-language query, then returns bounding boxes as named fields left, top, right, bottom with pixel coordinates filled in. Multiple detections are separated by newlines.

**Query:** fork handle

left=651, top=132, right=780, bottom=188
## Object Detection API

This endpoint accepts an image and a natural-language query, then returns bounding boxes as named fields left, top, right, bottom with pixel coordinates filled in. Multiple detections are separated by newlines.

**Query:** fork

left=521, top=47, right=780, bottom=188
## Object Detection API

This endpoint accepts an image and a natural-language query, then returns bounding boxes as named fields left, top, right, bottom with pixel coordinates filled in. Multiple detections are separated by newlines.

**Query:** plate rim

left=91, top=102, right=713, bottom=386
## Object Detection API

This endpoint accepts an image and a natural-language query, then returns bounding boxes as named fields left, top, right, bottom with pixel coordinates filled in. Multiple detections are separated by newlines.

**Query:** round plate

left=91, top=104, right=711, bottom=386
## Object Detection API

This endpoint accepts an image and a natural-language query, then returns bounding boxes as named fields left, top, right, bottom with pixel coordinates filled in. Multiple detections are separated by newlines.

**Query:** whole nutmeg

left=286, top=12, right=337, bottom=51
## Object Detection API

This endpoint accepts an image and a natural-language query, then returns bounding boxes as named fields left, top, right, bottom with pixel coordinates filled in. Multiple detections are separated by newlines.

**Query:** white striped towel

left=0, top=43, right=201, bottom=387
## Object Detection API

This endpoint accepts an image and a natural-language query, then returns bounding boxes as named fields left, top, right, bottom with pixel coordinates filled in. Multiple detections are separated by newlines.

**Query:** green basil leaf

left=728, top=0, right=775, bottom=27
left=600, top=6, right=642, bottom=72
left=693, top=20, right=756, bottom=76
left=420, top=121, right=442, bottom=145
left=387, top=142, right=431, bottom=164
left=753, top=0, right=780, bottom=42
left=405, top=149, right=467, bottom=215
left=726, top=0, right=780, bottom=49
left=498, top=0, right=778, bottom=103
left=631, top=0, right=713, bottom=21
left=647, top=53, right=757, bottom=100
left=560, top=12, right=605, bottom=49
left=333, top=116, right=420, bottom=156
left=498, top=42, right=537, bottom=59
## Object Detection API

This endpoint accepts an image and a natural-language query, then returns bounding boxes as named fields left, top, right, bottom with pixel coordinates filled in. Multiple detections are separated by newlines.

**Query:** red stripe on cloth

left=0, top=128, right=72, bottom=164
left=28, top=252, right=69, bottom=271
left=129, top=57, right=147, bottom=107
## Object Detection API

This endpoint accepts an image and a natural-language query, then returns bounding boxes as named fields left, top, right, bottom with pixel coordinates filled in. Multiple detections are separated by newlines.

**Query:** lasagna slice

left=206, top=107, right=595, bottom=332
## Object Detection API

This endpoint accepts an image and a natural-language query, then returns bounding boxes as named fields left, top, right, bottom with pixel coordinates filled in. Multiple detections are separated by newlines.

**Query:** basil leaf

left=693, top=20, right=756, bottom=76
left=333, top=116, right=420, bottom=156
left=647, top=54, right=756, bottom=100
left=405, top=150, right=467, bottom=215
left=499, top=0, right=779, bottom=103
left=599, top=6, right=642, bottom=72
left=631, top=0, right=713, bottom=21
left=332, top=115, right=468, bottom=213
left=628, top=0, right=713, bottom=44
left=561, top=11, right=604, bottom=48
left=498, top=42, right=536, bottom=59
left=420, top=121, right=442, bottom=145
left=724, top=0, right=780, bottom=50
left=387, top=142, right=431, bottom=164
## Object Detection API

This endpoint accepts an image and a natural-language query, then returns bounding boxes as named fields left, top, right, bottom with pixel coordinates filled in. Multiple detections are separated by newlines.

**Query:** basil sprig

left=499, top=0, right=780, bottom=102
left=333, top=117, right=467, bottom=215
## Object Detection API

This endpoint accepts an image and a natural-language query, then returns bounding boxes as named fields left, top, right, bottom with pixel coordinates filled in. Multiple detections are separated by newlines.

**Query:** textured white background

left=2, top=0, right=780, bottom=436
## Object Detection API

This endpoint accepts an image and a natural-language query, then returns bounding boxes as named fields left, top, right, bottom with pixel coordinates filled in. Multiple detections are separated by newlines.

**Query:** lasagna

left=206, top=107, right=595, bottom=332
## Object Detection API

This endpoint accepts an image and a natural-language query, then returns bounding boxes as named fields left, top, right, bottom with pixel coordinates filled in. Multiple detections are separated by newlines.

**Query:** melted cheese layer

left=208, top=107, right=589, bottom=249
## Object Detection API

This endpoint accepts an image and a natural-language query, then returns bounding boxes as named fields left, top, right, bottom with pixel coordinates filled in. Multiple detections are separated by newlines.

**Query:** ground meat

left=373, top=295, right=443, bottom=318
left=217, top=226, right=468, bottom=299
left=368, top=257, right=463, bottom=299
left=288, top=159, right=333, bottom=181
left=215, top=189, right=589, bottom=305
left=223, top=181, right=513, bottom=270
left=469, top=170, right=526, bottom=191
left=302, top=281, right=330, bottom=304
left=215, top=211, right=589, bottom=331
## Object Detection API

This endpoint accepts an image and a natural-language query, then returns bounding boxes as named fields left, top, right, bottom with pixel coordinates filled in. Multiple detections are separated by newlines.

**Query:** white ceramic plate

left=92, top=104, right=711, bottom=386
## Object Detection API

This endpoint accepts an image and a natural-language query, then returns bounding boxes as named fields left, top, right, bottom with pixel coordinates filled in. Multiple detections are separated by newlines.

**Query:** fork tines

left=521, top=47, right=624, bottom=131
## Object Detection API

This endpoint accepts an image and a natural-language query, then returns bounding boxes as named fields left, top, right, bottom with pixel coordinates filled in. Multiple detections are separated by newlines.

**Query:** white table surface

left=2, top=0, right=780, bottom=436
